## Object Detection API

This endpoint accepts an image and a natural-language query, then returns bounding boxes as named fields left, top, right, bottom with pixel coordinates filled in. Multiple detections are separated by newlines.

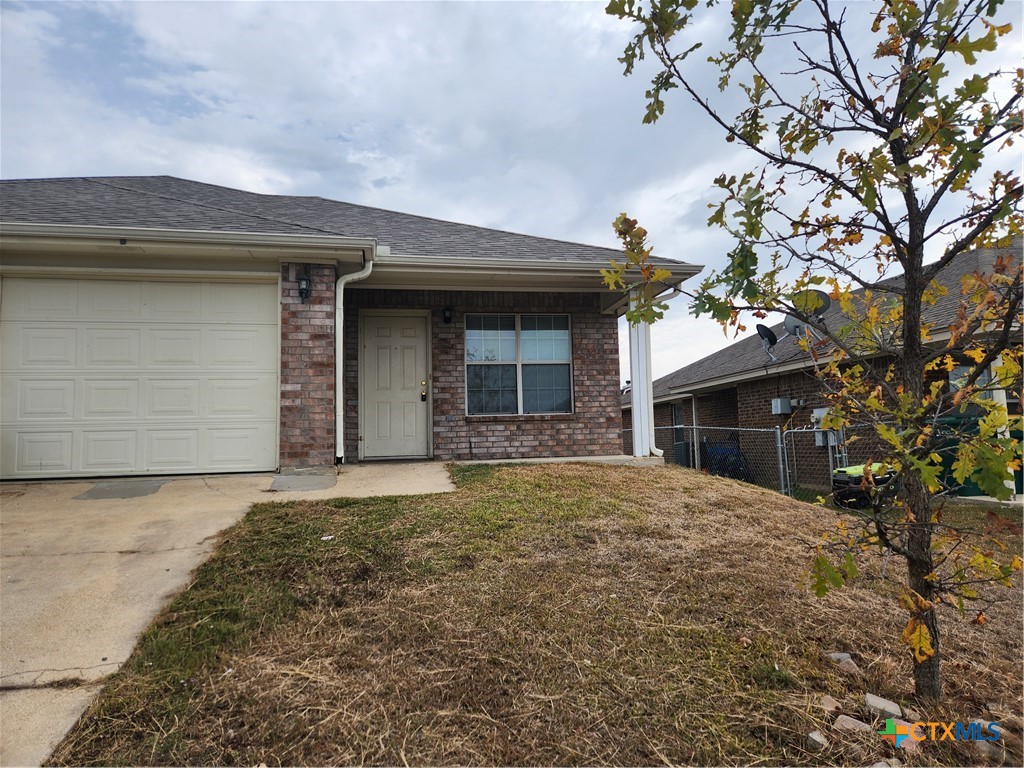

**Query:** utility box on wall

left=811, top=407, right=834, bottom=446
left=771, top=397, right=792, bottom=415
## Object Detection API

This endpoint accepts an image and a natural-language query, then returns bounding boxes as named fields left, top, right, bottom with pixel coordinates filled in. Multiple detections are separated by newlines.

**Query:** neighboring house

left=0, top=176, right=700, bottom=480
left=623, top=240, right=1023, bottom=458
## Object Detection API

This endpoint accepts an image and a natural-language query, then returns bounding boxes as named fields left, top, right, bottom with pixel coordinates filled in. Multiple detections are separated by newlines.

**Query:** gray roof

left=625, top=238, right=1022, bottom=406
left=0, top=175, right=685, bottom=266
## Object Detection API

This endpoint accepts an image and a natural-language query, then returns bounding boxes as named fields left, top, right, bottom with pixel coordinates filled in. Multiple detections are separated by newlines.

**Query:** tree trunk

left=900, top=239, right=943, bottom=700
left=904, top=472, right=943, bottom=700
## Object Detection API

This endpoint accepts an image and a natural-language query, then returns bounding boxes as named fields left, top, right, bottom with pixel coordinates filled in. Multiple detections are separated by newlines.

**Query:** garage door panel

left=207, top=378, right=277, bottom=419
left=147, top=380, right=201, bottom=418
left=1, top=277, right=279, bottom=478
left=13, top=432, right=73, bottom=473
left=10, top=380, right=76, bottom=420
left=206, top=328, right=276, bottom=368
left=12, top=327, right=79, bottom=368
left=83, top=380, right=139, bottom=419
left=84, top=329, right=141, bottom=367
left=205, top=425, right=275, bottom=468
left=2, top=279, right=80, bottom=319
left=81, top=430, right=138, bottom=472
left=146, top=430, right=200, bottom=470
left=202, top=283, right=275, bottom=324
left=145, top=329, right=202, bottom=367
left=82, top=281, right=142, bottom=320
left=143, top=282, right=203, bottom=321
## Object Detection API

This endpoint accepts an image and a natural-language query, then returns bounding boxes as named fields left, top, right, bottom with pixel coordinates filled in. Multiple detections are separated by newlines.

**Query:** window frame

left=464, top=313, right=574, bottom=416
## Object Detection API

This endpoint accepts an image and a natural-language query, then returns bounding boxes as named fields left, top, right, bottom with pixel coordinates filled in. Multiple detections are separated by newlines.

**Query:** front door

left=361, top=314, right=430, bottom=459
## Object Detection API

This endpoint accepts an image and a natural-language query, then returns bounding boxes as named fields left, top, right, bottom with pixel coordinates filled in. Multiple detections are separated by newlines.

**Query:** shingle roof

left=624, top=238, right=1022, bottom=406
left=0, top=175, right=686, bottom=266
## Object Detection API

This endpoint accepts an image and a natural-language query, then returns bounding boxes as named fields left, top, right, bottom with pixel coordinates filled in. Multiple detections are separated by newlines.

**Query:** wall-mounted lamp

left=297, top=276, right=311, bottom=303
left=442, top=306, right=453, bottom=324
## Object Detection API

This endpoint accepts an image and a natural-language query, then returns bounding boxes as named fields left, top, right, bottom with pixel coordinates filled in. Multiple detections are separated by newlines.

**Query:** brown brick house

left=623, top=240, right=1022, bottom=461
left=0, top=176, right=700, bottom=479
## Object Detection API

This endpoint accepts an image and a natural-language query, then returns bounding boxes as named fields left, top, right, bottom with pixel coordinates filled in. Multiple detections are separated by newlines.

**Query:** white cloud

left=2, top=0, right=1020, bottom=389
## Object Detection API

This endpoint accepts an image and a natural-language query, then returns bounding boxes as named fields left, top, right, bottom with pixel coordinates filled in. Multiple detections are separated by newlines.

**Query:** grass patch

left=49, top=464, right=1022, bottom=767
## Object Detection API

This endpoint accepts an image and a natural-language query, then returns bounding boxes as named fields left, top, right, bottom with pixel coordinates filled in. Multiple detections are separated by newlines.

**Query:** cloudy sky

left=1, top=1, right=1020, bottom=381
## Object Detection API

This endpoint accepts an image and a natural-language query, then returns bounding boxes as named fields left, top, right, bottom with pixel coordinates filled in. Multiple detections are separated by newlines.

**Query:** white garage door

left=0, top=277, right=278, bottom=478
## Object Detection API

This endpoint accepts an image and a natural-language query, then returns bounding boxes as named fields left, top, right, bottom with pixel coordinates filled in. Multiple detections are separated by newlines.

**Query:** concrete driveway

left=0, top=464, right=453, bottom=766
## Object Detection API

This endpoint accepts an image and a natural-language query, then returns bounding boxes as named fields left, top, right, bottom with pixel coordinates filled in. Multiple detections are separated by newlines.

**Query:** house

left=622, top=239, right=1023, bottom=483
left=0, top=176, right=700, bottom=479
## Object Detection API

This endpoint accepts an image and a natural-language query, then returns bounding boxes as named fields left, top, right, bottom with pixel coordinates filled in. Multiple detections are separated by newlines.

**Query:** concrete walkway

left=0, top=463, right=453, bottom=767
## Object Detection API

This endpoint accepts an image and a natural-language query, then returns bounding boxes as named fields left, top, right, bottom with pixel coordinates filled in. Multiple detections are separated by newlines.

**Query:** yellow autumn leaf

left=1011, top=555, right=1023, bottom=572
left=901, top=618, right=936, bottom=664
left=964, top=348, right=987, bottom=363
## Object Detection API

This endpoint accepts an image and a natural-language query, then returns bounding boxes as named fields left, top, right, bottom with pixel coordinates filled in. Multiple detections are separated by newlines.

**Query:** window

left=950, top=365, right=992, bottom=399
left=465, top=314, right=572, bottom=415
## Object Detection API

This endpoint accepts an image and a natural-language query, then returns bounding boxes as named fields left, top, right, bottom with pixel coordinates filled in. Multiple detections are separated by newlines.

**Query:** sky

left=1, top=0, right=1021, bottom=382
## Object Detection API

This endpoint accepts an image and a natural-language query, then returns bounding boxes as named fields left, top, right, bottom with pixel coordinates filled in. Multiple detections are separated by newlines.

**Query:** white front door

left=361, top=314, right=430, bottom=459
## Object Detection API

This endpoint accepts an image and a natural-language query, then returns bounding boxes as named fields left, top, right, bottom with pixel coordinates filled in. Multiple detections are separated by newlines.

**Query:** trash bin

left=672, top=441, right=693, bottom=468
left=832, top=463, right=897, bottom=509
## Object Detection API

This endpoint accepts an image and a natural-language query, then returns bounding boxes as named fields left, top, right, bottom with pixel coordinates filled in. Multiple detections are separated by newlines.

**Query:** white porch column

left=990, top=355, right=1017, bottom=498
left=628, top=291, right=661, bottom=457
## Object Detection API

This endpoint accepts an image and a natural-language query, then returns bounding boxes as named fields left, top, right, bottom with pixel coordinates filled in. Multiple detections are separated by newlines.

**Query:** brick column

left=279, top=263, right=336, bottom=469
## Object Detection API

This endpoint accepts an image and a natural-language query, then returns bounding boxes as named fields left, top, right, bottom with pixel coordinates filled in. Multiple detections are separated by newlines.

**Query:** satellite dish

left=792, top=289, right=832, bottom=320
left=783, top=314, right=806, bottom=338
left=756, top=324, right=777, bottom=347
left=756, top=323, right=778, bottom=362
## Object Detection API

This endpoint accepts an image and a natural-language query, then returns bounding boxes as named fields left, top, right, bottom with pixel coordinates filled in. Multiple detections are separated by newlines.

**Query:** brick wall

left=344, top=289, right=622, bottom=461
left=736, top=371, right=828, bottom=430
left=279, top=263, right=336, bottom=468
left=621, top=391, right=738, bottom=455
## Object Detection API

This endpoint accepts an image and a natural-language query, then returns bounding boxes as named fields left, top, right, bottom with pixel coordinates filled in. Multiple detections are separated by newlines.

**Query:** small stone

left=818, top=694, right=841, bottom=713
left=837, top=658, right=862, bottom=676
left=865, top=692, right=902, bottom=719
left=902, top=705, right=922, bottom=722
left=827, top=652, right=852, bottom=663
left=833, top=714, right=872, bottom=733
left=806, top=730, right=829, bottom=751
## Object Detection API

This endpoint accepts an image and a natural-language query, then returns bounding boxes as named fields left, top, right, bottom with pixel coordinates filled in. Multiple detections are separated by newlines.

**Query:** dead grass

left=49, top=464, right=1022, bottom=766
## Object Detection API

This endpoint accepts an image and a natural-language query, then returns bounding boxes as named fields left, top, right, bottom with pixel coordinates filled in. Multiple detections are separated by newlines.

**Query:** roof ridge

left=80, top=177, right=348, bottom=238
left=300, top=194, right=629, bottom=257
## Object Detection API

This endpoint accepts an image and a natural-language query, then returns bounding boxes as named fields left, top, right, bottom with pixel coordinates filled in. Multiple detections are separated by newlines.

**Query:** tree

left=606, top=0, right=1022, bottom=700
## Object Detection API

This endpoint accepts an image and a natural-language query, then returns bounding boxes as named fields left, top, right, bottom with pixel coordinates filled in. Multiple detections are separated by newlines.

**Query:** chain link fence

left=624, top=423, right=892, bottom=498
left=655, top=425, right=788, bottom=493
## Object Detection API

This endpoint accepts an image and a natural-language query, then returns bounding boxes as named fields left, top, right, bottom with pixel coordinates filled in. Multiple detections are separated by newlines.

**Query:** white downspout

left=335, top=248, right=376, bottom=462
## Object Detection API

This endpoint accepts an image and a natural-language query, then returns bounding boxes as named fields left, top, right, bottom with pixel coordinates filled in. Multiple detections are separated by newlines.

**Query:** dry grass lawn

left=49, top=464, right=1022, bottom=766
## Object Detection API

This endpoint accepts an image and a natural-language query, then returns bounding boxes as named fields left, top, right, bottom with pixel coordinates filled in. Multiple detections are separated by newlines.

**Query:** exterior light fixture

left=442, top=306, right=453, bottom=324
left=298, top=276, right=311, bottom=302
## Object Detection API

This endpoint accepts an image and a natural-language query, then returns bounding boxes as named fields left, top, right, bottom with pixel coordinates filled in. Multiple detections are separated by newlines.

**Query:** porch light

left=298, top=276, right=311, bottom=302
left=442, top=306, right=453, bottom=324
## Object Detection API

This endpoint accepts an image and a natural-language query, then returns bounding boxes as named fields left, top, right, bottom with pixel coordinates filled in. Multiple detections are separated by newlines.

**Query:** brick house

left=623, top=240, right=1022, bottom=478
left=0, top=176, right=699, bottom=479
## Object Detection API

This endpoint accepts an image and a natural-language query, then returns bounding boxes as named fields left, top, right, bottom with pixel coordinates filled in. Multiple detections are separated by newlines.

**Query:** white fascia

left=372, top=253, right=701, bottom=313
left=0, top=222, right=376, bottom=262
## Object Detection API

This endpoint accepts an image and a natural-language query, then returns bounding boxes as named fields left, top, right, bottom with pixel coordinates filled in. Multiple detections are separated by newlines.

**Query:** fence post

left=775, top=426, right=787, bottom=495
